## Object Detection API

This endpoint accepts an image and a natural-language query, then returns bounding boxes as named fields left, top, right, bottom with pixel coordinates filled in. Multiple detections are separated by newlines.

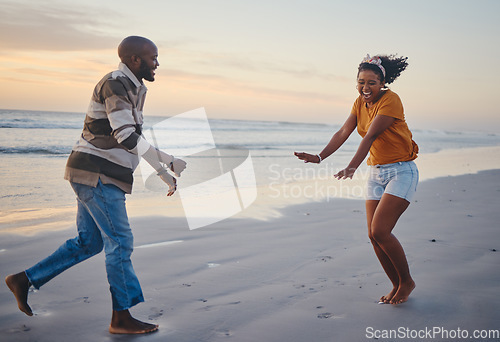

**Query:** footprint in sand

left=198, top=300, right=241, bottom=312
left=216, top=329, right=233, bottom=337
left=25, top=304, right=49, bottom=317
left=148, top=307, right=164, bottom=320
left=48, top=296, right=90, bottom=306
left=5, top=324, right=31, bottom=333
left=76, top=296, right=90, bottom=304
left=317, top=312, right=334, bottom=319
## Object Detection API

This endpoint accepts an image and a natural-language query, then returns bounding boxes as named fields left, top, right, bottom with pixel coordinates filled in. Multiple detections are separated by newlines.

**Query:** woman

left=295, top=54, right=418, bottom=305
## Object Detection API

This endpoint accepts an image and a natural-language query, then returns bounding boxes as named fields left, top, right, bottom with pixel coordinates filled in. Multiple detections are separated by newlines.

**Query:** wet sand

left=1, top=169, right=499, bottom=341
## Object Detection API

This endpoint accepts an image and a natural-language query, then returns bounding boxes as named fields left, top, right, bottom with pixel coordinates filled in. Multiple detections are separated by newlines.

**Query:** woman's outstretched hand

left=334, top=167, right=356, bottom=180
left=294, top=152, right=356, bottom=179
left=294, top=152, right=320, bottom=163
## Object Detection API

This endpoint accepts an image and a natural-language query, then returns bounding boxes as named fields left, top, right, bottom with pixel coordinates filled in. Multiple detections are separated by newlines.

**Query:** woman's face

left=357, top=69, right=385, bottom=105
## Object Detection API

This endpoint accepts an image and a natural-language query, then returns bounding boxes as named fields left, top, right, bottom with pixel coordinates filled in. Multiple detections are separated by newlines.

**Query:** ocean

left=1, top=109, right=500, bottom=216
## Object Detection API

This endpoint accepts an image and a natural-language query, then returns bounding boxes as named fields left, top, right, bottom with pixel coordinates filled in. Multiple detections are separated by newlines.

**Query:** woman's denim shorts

left=366, top=160, right=419, bottom=202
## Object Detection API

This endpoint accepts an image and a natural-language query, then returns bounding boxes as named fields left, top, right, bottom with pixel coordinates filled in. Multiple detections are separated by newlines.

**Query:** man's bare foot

left=390, top=280, right=416, bottom=305
left=109, top=309, right=159, bottom=334
left=380, top=286, right=398, bottom=304
left=5, top=272, right=33, bottom=316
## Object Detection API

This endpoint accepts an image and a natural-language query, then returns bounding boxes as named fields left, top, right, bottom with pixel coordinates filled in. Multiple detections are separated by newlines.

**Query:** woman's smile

left=357, top=70, right=385, bottom=106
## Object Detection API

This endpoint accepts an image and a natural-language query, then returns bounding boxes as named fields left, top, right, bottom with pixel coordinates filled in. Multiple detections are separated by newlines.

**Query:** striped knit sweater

left=64, top=63, right=147, bottom=194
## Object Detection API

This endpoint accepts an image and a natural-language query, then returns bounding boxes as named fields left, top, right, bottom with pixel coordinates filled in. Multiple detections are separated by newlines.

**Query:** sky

left=0, top=0, right=499, bottom=132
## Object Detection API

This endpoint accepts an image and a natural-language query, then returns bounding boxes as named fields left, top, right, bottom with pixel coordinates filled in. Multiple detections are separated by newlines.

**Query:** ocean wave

left=2, top=110, right=500, bottom=158
left=1, top=116, right=332, bottom=132
left=0, top=147, right=69, bottom=155
left=0, top=123, right=82, bottom=129
left=413, top=128, right=498, bottom=137
left=142, top=116, right=337, bottom=133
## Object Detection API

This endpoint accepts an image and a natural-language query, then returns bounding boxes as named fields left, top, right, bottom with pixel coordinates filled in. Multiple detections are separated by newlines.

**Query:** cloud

left=162, top=69, right=348, bottom=105
left=192, top=51, right=350, bottom=83
left=0, top=0, right=120, bottom=51
left=10, top=67, right=97, bottom=84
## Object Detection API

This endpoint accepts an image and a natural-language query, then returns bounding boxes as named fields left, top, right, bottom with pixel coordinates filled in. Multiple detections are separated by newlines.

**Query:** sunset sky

left=0, top=0, right=499, bottom=131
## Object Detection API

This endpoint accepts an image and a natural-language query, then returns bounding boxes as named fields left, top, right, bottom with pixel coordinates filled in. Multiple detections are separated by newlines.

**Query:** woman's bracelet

left=316, top=154, right=322, bottom=164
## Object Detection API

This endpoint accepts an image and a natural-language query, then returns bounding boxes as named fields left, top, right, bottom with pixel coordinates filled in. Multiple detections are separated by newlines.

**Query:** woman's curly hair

left=358, top=54, right=408, bottom=85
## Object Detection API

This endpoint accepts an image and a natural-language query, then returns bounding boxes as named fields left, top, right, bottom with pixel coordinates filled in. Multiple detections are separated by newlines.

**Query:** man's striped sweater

left=64, top=63, right=147, bottom=194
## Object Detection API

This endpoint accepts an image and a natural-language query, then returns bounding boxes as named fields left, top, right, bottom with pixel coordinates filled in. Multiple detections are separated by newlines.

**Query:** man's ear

left=130, top=55, right=141, bottom=67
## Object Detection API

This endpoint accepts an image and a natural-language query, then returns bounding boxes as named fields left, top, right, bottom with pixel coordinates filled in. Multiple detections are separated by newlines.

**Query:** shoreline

left=0, top=169, right=499, bottom=341
left=2, top=145, right=500, bottom=235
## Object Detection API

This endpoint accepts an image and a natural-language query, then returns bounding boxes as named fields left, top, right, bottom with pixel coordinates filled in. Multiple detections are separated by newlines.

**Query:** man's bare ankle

left=109, top=310, right=158, bottom=334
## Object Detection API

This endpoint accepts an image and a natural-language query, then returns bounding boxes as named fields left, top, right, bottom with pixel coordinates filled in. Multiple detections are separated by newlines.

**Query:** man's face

left=138, top=44, right=159, bottom=82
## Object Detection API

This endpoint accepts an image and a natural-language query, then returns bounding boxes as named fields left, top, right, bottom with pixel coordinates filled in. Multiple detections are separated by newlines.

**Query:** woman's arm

left=294, top=113, right=357, bottom=163
left=334, top=115, right=395, bottom=179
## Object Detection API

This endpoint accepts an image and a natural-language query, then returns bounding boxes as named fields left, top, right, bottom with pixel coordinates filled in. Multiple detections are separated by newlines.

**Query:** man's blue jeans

left=25, top=180, right=144, bottom=311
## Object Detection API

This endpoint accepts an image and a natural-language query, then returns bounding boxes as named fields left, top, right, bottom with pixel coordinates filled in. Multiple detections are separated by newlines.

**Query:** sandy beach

left=2, top=0, right=500, bottom=340
left=1, top=154, right=500, bottom=341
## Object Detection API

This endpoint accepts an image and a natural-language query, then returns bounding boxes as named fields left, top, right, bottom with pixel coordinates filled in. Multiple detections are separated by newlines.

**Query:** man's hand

left=157, top=168, right=177, bottom=196
left=157, top=150, right=187, bottom=177
left=170, top=157, right=187, bottom=177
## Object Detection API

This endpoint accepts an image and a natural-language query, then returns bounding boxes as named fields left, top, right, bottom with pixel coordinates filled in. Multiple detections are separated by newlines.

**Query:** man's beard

left=139, top=59, right=154, bottom=82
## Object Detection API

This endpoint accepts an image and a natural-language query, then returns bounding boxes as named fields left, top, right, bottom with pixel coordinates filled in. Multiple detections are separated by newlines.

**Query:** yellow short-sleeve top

left=351, top=89, right=418, bottom=166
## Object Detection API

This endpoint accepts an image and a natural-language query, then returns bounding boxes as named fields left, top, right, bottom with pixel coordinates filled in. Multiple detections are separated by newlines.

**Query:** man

left=5, top=36, right=185, bottom=334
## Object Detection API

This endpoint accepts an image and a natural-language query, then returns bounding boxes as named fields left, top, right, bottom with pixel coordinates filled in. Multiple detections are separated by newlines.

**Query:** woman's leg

left=367, top=193, right=415, bottom=304
left=366, top=200, right=400, bottom=303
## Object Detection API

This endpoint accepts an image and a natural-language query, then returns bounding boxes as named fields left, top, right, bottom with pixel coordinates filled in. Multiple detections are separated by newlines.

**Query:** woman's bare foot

left=5, top=272, right=33, bottom=316
left=380, top=286, right=398, bottom=304
left=390, top=280, right=415, bottom=305
left=109, top=309, right=159, bottom=334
